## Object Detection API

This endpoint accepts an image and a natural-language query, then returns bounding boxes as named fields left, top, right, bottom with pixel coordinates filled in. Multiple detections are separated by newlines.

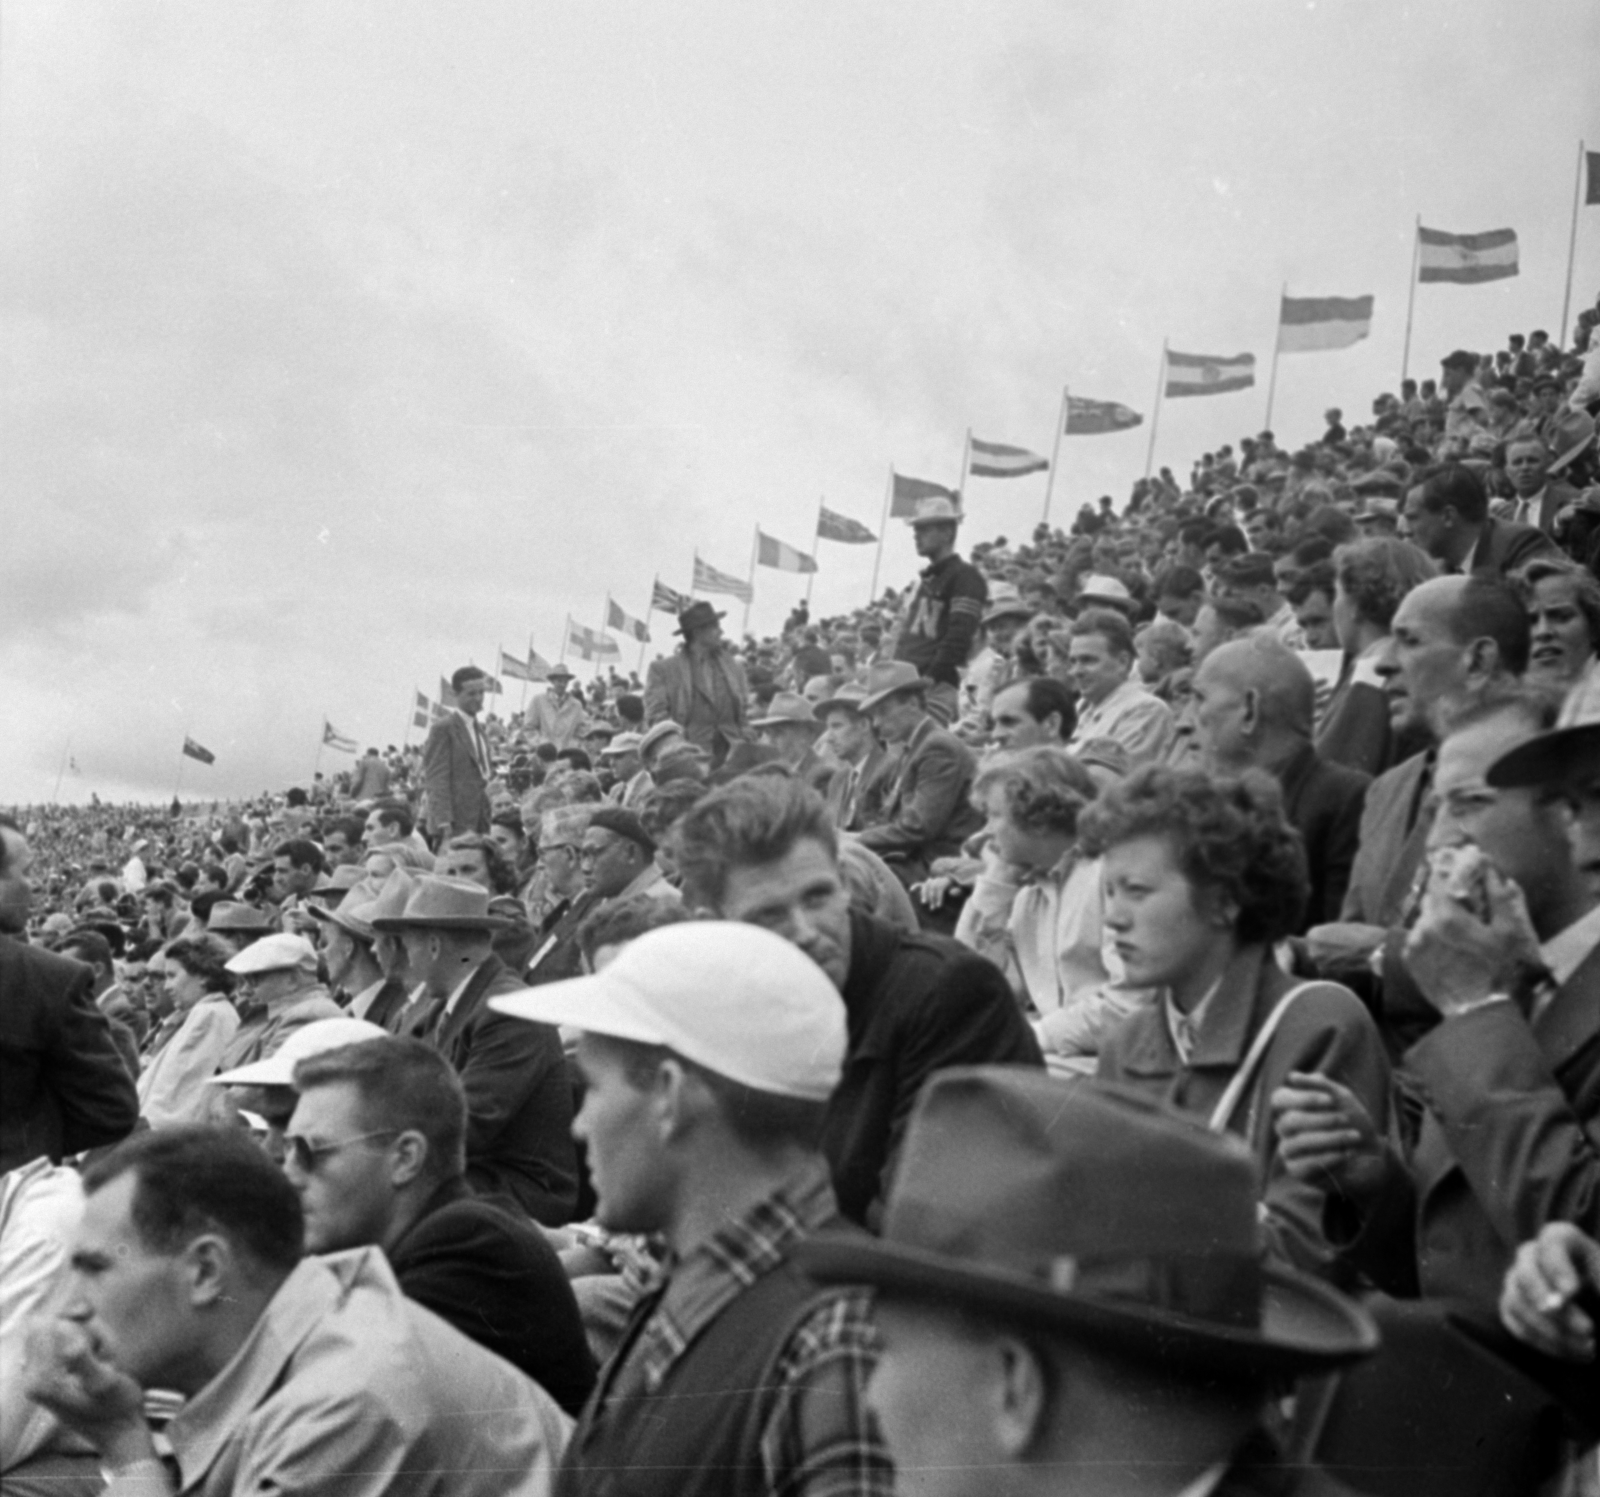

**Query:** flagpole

left=520, top=634, right=533, bottom=718
left=1042, top=385, right=1067, bottom=526
left=52, top=741, right=71, bottom=804
left=1559, top=139, right=1585, bottom=348
left=173, top=720, right=189, bottom=805
left=804, top=501, right=821, bottom=609
left=1263, top=284, right=1286, bottom=431
left=402, top=686, right=416, bottom=747
left=741, top=526, right=758, bottom=639
left=1143, top=342, right=1167, bottom=480
left=959, top=428, right=971, bottom=496
left=868, top=466, right=893, bottom=606
left=1400, top=216, right=1421, bottom=385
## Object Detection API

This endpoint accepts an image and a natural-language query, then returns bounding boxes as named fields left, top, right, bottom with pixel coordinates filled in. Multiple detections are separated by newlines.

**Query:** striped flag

left=693, top=553, right=754, bottom=604
left=817, top=505, right=875, bottom=544
left=606, top=596, right=651, bottom=642
left=181, top=736, right=215, bottom=765
left=651, top=578, right=691, bottom=614
left=322, top=721, right=359, bottom=753
left=479, top=673, right=503, bottom=695
left=412, top=691, right=433, bottom=729
left=499, top=648, right=536, bottom=682
left=757, top=530, right=817, bottom=574
left=1164, top=349, right=1256, bottom=398
left=1417, top=227, right=1518, bottom=284
left=1277, top=294, right=1374, bottom=353
left=1064, top=396, right=1143, bottom=434
left=968, top=437, right=1048, bottom=479
left=889, top=471, right=958, bottom=519
left=565, top=617, right=621, bottom=661
left=1588, top=151, right=1600, bottom=206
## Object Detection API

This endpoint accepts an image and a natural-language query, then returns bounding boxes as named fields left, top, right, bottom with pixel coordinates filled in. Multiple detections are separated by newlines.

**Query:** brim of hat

left=749, top=715, right=822, bottom=732
left=209, top=1054, right=300, bottom=1087
left=982, top=606, right=1034, bottom=624
left=908, top=514, right=963, bottom=526
left=858, top=678, right=933, bottom=714
left=1548, top=441, right=1592, bottom=475
left=813, top=697, right=864, bottom=718
left=368, top=913, right=515, bottom=932
left=489, top=970, right=667, bottom=1044
left=1078, top=592, right=1133, bottom=607
left=303, top=903, right=375, bottom=941
left=1486, top=723, right=1600, bottom=789
left=795, top=1236, right=1378, bottom=1377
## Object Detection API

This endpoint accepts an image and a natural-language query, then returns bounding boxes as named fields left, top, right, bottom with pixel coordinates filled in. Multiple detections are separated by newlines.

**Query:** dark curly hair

left=163, top=934, right=236, bottom=993
left=1078, top=765, right=1309, bottom=945
left=971, top=747, right=1098, bottom=837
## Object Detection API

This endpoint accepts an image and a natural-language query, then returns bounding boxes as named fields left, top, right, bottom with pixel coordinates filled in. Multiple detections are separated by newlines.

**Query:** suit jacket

left=1276, top=744, right=1371, bottom=928
left=1339, top=750, right=1433, bottom=927
left=1463, top=515, right=1558, bottom=578
left=346, top=756, right=393, bottom=801
left=822, top=743, right=896, bottom=832
left=386, top=1178, right=596, bottom=1416
left=0, top=937, right=140, bottom=1174
left=1332, top=941, right=1600, bottom=1317
left=855, top=717, right=982, bottom=875
left=418, top=955, right=578, bottom=1225
left=643, top=649, right=750, bottom=761
left=421, top=712, right=490, bottom=838
left=1098, top=944, right=1391, bottom=1283
left=1489, top=480, right=1582, bottom=535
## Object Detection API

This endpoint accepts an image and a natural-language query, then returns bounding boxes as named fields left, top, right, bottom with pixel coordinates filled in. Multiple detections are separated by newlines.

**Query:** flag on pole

left=528, top=648, right=554, bottom=680
left=651, top=578, right=691, bottom=614
left=1064, top=396, right=1143, bottom=434
left=692, top=553, right=754, bottom=603
left=182, top=736, right=215, bottom=765
left=1276, top=294, right=1374, bottom=353
left=478, top=673, right=503, bottom=695
left=1417, top=227, right=1519, bottom=284
left=1587, top=151, right=1600, bottom=206
left=438, top=676, right=458, bottom=709
left=889, top=472, right=958, bottom=518
left=500, top=648, right=536, bottom=682
left=967, top=437, right=1049, bottom=478
left=605, top=597, right=651, bottom=642
left=322, top=721, right=359, bottom=753
left=1163, top=349, right=1256, bottom=398
left=817, top=505, right=875, bottom=544
left=412, top=691, right=434, bottom=729
left=565, top=617, right=622, bottom=661
left=756, top=530, right=818, bottom=574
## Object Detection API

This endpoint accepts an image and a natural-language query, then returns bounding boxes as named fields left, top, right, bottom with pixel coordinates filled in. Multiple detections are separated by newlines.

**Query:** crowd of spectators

left=4, top=305, right=1600, bottom=1497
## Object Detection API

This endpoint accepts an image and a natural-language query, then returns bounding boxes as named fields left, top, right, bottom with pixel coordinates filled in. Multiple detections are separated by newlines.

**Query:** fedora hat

left=637, top=720, right=684, bottom=760
left=856, top=660, right=934, bottom=714
left=544, top=663, right=575, bottom=680
left=906, top=495, right=964, bottom=527
left=1076, top=572, right=1135, bottom=609
left=311, top=864, right=366, bottom=899
left=749, top=692, right=822, bottom=732
left=813, top=681, right=870, bottom=718
left=368, top=874, right=512, bottom=933
left=677, top=600, right=726, bottom=636
left=1487, top=665, right=1600, bottom=791
left=1547, top=409, right=1595, bottom=475
left=305, top=873, right=391, bottom=942
left=981, top=584, right=1033, bottom=626
left=206, top=901, right=274, bottom=934
left=797, top=1069, right=1378, bottom=1377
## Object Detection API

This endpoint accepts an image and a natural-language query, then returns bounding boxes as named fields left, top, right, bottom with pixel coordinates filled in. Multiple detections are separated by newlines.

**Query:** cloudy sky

left=4, top=0, right=1596, bottom=803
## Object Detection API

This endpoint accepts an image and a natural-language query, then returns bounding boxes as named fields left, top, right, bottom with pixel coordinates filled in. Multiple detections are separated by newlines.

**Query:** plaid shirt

left=604, top=1159, right=892, bottom=1497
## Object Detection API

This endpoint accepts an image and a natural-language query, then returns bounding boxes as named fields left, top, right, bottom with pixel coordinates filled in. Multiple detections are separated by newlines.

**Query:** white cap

left=490, top=922, right=846, bottom=1102
left=224, top=932, right=318, bottom=976
left=210, top=1016, right=390, bottom=1087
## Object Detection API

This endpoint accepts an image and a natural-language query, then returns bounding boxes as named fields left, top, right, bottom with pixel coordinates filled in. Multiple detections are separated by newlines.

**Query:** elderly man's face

left=580, top=828, right=640, bottom=899
left=1505, top=441, right=1551, bottom=497
left=822, top=709, right=872, bottom=764
left=1387, top=585, right=1471, bottom=735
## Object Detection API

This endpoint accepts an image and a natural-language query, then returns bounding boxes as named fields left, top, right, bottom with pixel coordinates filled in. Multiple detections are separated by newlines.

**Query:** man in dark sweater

left=892, top=495, right=988, bottom=726
left=284, top=1035, right=596, bottom=1416
left=672, top=775, right=1044, bottom=1229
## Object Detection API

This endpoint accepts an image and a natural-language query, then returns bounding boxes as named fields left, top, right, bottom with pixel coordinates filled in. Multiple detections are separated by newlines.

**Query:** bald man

left=1192, top=635, right=1371, bottom=926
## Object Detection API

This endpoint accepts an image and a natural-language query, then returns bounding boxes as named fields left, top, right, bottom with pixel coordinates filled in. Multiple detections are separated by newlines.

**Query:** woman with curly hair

left=440, top=832, right=536, bottom=973
left=1315, top=535, right=1437, bottom=776
left=136, top=934, right=240, bottom=1128
left=1511, top=555, right=1600, bottom=698
left=955, top=747, right=1146, bottom=1076
left=1083, top=765, right=1390, bottom=1282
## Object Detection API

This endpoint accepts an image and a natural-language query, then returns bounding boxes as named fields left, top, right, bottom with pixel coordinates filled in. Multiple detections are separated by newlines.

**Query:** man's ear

left=990, top=1333, right=1052, bottom=1458
left=183, top=1234, right=232, bottom=1310
left=390, top=1131, right=429, bottom=1188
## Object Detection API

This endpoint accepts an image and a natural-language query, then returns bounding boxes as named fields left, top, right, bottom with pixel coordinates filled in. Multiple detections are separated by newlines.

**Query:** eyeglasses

left=577, top=840, right=617, bottom=866
left=538, top=844, right=576, bottom=861
left=283, top=1129, right=398, bottom=1174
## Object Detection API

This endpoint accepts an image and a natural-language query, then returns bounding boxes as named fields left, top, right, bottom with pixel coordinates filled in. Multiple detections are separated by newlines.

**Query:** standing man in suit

left=855, top=661, right=983, bottom=884
left=423, top=666, right=493, bottom=844
left=644, top=601, right=751, bottom=768
left=0, top=815, right=139, bottom=1176
left=1192, top=636, right=1370, bottom=927
left=375, top=875, right=578, bottom=1224
left=1401, top=462, right=1555, bottom=579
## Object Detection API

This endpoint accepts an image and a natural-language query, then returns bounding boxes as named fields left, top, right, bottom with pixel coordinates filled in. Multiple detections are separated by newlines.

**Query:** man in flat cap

left=644, top=603, right=751, bottom=768
left=799, top=1070, right=1377, bottom=1497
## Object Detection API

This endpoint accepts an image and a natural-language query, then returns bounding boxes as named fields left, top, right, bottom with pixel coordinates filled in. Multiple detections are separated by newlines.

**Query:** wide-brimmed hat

left=1076, top=573, right=1135, bottom=609
left=797, top=1068, right=1379, bottom=1377
left=368, top=874, right=513, bottom=932
left=544, top=663, right=575, bottom=681
left=856, top=660, right=934, bottom=713
left=305, top=873, right=391, bottom=942
left=311, top=865, right=366, bottom=899
left=749, top=692, right=823, bottom=733
left=1547, top=409, right=1596, bottom=475
left=906, top=495, right=964, bottom=527
left=982, top=584, right=1033, bottom=625
left=207, top=901, right=274, bottom=934
left=210, top=1016, right=390, bottom=1088
left=600, top=731, right=643, bottom=758
left=677, top=600, right=726, bottom=636
left=814, top=681, right=870, bottom=719
left=638, top=720, right=685, bottom=760
left=1487, top=666, right=1600, bottom=790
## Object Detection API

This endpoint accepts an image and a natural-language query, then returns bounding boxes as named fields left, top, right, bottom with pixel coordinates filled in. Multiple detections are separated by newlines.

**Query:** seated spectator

left=579, top=807, right=674, bottom=905
left=136, top=935, right=240, bottom=1127
left=22, top=1128, right=568, bottom=1495
left=438, top=832, right=537, bottom=972
left=1494, top=432, right=1582, bottom=534
left=1286, top=560, right=1340, bottom=650
left=1401, top=462, right=1555, bottom=578
left=215, top=932, right=341, bottom=1072
left=1062, top=608, right=1175, bottom=767
left=1215, top=552, right=1307, bottom=649
left=1084, top=765, right=1390, bottom=1281
left=1499, top=1223, right=1600, bottom=1444
left=815, top=681, right=896, bottom=832
left=671, top=773, right=1043, bottom=1227
left=955, top=747, right=1144, bottom=1074
left=285, top=1037, right=596, bottom=1415
left=1192, top=636, right=1370, bottom=927
left=1188, top=594, right=1264, bottom=666
left=1511, top=555, right=1600, bottom=698
left=58, top=927, right=147, bottom=1044
left=305, top=876, right=411, bottom=1028
left=799, top=1072, right=1378, bottom=1497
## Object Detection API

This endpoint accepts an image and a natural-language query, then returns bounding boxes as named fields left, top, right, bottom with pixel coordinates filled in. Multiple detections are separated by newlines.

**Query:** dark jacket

left=1339, top=750, right=1434, bottom=927
left=386, top=1178, right=596, bottom=1415
left=830, top=911, right=1043, bottom=1227
left=643, top=649, right=751, bottom=762
left=1, top=937, right=140, bottom=1174
left=855, top=716, right=982, bottom=876
left=421, top=711, right=491, bottom=837
left=893, top=552, right=987, bottom=687
left=1462, top=516, right=1558, bottom=578
left=417, top=954, right=578, bottom=1225
left=822, top=743, right=897, bottom=832
left=1276, top=744, right=1370, bottom=928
